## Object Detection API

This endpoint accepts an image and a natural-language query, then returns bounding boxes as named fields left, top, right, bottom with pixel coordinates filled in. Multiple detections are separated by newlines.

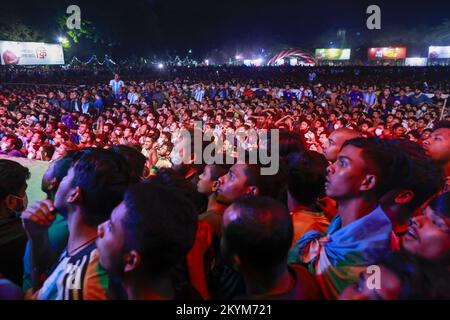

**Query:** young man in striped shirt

left=22, top=149, right=132, bottom=300
left=109, top=74, right=125, bottom=99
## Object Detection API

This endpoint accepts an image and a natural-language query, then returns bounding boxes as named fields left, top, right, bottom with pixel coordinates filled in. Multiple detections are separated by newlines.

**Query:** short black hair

left=278, top=130, right=306, bottom=159
left=223, top=195, right=292, bottom=269
left=122, top=183, right=198, bottom=276
left=70, top=148, right=132, bottom=226
left=52, top=156, right=73, bottom=181
left=342, top=137, right=441, bottom=199
left=387, top=139, right=444, bottom=212
left=208, top=163, right=231, bottom=182
left=287, top=151, right=328, bottom=205
left=146, top=168, right=206, bottom=214
left=0, top=159, right=30, bottom=200
left=242, top=162, right=285, bottom=200
left=111, top=145, right=146, bottom=183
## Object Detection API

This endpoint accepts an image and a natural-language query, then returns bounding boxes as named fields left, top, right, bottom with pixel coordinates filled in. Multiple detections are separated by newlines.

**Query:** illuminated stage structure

left=267, top=49, right=317, bottom=66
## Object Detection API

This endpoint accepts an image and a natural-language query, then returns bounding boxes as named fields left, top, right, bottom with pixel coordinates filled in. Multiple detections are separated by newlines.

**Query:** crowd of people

left=0, top=67, right=449, bottom=300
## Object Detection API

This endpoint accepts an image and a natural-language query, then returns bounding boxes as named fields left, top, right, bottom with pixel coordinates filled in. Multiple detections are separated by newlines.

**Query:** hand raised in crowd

left=21, top=199, right=56, bottom=239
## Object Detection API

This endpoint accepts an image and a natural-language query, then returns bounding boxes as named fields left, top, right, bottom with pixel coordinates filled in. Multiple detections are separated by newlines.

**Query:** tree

left=56, top=15, right=99, bottom=45
left=0, top=18, right=46, bottom=42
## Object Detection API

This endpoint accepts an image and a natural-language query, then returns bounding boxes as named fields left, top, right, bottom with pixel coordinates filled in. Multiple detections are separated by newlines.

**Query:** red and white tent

left=267, top=49, right=317, bottom=66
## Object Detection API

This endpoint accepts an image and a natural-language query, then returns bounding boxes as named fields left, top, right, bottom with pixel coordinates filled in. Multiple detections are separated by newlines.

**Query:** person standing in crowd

left=403, top=192, right=450, bottom=267
left=96, top=183, right=199, bottom=300
left=197, top=164, right=229, bottom=237
left=423, top=121, right=450, bottom=192
left=0, top=160, right=30, bottom=286
left=378, top=139, right=444, bottom=241
left=409, top=87, right=432, bottom=107
left=0, top=134, right=24, bottom=158
left=322, top=128, right=360, bottom=163
left=69, top=91, right=81, bottom=113
left=127, top=86, right=139, bottom=105
left=194, top=85, right=205, bottom=102
left=348, top=85, right=364, bottom=107
left=221, top=196, right=321, bottom=300
left=340, top=192, right=450, bottom=300
left=22, top=156, right=73, bottom=292
left=289, top=138, right=406, bottom=299
left=21, top=148, right=132, bottom=300
left=286, top=151, right=330, bottom=245
left=216, top=162, right=283, bottom=206
left=362, top=86, right=377, bottom=111
left=109, top=74, right=125, bottom=99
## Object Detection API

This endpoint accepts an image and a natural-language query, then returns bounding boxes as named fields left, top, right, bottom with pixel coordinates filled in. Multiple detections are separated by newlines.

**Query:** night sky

left=1, top=0, right=449, bottom=58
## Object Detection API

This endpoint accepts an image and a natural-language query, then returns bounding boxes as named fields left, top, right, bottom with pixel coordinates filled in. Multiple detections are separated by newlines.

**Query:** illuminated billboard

left=0, top=41, right=65, bottom=65
left=368, top=47, right=407, bottom=60
left=428, top=46, right=450, bottom=59
left=405, top=57, right=428, bottom=66
left=315, top=48, right=351, bottom=60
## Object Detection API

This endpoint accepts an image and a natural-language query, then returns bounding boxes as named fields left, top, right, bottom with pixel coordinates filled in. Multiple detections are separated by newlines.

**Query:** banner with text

left=428, top=46, right=450, bottom=59
left=0, top=41, right=65, bottom=65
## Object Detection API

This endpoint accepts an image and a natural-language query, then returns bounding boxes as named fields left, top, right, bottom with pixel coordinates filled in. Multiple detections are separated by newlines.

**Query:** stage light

left=158, top=63, right=164, bottom=69
left=57, top=36, right=69, bottom=45
left=235, top=55, right=242, bottom=60
left=254, top=57, right=264, bottom=66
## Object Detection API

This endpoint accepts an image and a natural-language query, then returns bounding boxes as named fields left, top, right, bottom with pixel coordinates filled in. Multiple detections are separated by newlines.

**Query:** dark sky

left=1, top=0, right=449, bottom=58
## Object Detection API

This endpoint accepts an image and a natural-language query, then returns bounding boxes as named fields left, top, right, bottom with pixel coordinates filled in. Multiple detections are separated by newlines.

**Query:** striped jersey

left=127, top=92, right=139, bottom=104
left=27, top=242, right=112, bottom=300
left=109, top=79, right=124, bottom=96
left=194, top=89, right=205, bottom=102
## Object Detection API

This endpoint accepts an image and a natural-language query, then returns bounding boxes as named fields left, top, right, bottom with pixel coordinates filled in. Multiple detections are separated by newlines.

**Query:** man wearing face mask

left=0, top=159, right=30, bottom=286
left=0, top=134, right=24, bottom=158
left=374, top=126, right=384, bottom=137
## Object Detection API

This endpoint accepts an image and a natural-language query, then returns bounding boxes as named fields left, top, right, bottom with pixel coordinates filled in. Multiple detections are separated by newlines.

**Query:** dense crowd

left=0, top=68, right=449, bottom=300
